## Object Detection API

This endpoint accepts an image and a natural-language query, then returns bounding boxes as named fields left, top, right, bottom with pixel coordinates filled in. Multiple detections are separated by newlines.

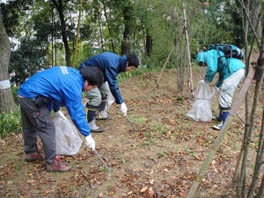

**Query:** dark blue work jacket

left=79, top=52, right=127, bottom=104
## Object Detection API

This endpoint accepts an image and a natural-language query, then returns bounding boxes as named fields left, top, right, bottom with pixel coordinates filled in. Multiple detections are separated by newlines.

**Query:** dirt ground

left=0, top=66, right=263, bottom=198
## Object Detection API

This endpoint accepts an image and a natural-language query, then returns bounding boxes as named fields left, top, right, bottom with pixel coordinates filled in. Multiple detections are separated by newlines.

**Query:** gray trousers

left=86, top=82, right=110, bottom=106
left=19, top=97, right=56, bottom=164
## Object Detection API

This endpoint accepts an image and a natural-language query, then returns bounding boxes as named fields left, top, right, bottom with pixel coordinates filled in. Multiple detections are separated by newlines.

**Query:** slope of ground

left=0, top=66, right=263, bottom=198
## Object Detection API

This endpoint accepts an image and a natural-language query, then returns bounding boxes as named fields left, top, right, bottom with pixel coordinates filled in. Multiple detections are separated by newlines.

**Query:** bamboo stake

left=156, top=26, right=184, bottom=88
left=186, top=66, right=256, bottom=198
left=155, top=45, right=175, bottom=88
left=182, top=0, right=194, bottom=96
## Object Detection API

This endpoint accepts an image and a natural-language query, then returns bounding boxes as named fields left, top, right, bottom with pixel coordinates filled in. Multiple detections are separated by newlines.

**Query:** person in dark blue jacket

left=79, top=52, right=140, bottom=132
left=18, top=66, right=104, bottom=172
left=197, top=48, right=245, bottom=130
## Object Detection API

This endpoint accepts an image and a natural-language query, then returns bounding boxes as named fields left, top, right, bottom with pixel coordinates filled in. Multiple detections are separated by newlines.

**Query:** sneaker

left=25, top=152, right=44, bottom=162
left=96, top=110, right=109, bottom=120
left=46, top=154, right=72, bottom=172
left=89, top=119, right=105, bottom=133
left=212, top=121, right=223, bottom=131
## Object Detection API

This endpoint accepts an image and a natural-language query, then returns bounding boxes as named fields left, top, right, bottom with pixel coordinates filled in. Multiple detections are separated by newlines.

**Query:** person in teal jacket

left=18, top=66, right=104, bottom=172
left=197, top=48, right=245, bottom=130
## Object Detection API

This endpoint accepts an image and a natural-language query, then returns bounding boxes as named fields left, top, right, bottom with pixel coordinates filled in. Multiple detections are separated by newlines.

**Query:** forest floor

left=0, top=66, right=263, bottom=198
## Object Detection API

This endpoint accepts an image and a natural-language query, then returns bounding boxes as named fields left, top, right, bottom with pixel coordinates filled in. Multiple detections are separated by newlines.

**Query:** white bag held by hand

left=53, top=113, right=83, bottom=155
left=186, top=80, right=215, bottom=122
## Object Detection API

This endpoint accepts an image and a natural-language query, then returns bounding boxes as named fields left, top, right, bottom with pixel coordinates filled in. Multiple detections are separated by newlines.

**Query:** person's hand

left=214, top=86, right=220, bottom=92
left=120, top=103, right=127, bottom=116
left=54, top=111, right=67, bottom=120
left=85, top=135, right=95, bottom=151
left=200, top=79, right=205, bottom=84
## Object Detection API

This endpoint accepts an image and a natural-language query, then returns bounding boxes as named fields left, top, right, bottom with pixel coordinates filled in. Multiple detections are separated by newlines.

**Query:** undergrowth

left=0, top=106, right=21, bottom=138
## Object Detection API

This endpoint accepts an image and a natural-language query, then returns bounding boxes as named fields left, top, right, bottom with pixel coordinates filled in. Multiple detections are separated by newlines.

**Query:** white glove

left=200, top=79, right=205, bottom=84
left=85, top=135, right=95, bottom=151
left=54, top=110, right=67, bottom=120
left=120, top=103, right=128, bottom=116
left=214, top=86, right=220, bottom=92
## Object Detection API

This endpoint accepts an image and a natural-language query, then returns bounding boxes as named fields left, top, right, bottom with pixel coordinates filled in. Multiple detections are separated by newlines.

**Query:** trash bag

left=53, top=113, right=83, bottom=155
left=186, top=80, right=216, bottom=122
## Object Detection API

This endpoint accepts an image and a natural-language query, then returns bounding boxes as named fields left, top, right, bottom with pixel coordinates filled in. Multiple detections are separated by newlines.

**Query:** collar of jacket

left=118, top=56, right=127, bottom=73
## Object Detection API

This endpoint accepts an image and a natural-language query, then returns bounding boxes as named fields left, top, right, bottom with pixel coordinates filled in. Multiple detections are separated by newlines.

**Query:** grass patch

left=0, top=106, right=22, bottom=138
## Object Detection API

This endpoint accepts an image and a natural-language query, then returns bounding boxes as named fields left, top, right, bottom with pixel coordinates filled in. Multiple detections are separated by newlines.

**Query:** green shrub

left=0, top=107, right=22, bottom=138
left=12, top=86, right=19, bottom=105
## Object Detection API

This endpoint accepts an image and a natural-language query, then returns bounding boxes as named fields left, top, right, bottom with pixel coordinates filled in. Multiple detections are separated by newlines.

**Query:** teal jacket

left=197, top=50, right=245, bottom=87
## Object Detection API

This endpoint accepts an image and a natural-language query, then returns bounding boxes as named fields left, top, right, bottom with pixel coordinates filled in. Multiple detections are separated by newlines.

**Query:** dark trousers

left=86, top=101, right=106, bottom=122
left=19, top=97, right=56, bottom=164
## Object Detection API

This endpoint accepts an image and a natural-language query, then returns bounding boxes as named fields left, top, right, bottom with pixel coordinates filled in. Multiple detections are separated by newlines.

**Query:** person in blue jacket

left=79, top=52, right=140, bottom=132
left=197, top=48, right=245, bottom=130
left=18, top=66, right=104, bottom=172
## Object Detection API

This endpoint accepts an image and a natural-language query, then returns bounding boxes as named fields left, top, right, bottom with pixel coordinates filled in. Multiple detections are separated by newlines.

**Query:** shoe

left=96, top=110, right=108, bottom=120
left=212, top=111, right=230, bottom=131
left=89, top=119, right=105, bottom=133
left=91, top=127, right=104, bottom=133
left=213, top=122, right=223, bottom=130
left=25, top=152, right=44, bottom=162
left=46, top=154, right=71, bottom=172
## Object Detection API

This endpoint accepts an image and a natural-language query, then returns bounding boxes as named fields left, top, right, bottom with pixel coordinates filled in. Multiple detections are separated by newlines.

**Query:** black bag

left=209, top=44, right=244, bottom=72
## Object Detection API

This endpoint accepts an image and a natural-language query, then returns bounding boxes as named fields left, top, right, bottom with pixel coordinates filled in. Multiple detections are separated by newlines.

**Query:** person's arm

left=204, top=55, right=218, bottom=83
left=64, top=92, right=91, bottom=136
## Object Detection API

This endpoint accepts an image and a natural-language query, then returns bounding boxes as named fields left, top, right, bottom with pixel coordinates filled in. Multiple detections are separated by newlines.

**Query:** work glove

left=120, top=103, right=128, bottom=116
left=85, top=135, right=95, bottom=151
left=200, top=79, right=205, bottom=84
left=214, top=86, right=220, bottom=92
left=54, top=110, right=67, bottom=120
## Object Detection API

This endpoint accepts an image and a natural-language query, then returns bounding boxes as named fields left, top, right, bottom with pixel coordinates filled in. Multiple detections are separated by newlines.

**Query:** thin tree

left=73, top=0, right=83, bottom=67
left=236, top=1, right=263, bottom=197
left=51, top=0, right=71, bottom=66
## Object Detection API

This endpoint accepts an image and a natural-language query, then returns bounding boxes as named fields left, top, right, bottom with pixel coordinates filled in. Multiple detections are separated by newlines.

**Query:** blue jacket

left=198, top=50, right=245, bottom=87
left=79, top=52, right=127, bottom=104
left=18, top=66, right=91, bottom=136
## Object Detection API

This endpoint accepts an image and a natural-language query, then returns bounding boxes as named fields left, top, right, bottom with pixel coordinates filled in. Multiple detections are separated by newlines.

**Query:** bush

left=12, top=86, right=19, bottom=105
left=0, top=107, right=22, bottom=138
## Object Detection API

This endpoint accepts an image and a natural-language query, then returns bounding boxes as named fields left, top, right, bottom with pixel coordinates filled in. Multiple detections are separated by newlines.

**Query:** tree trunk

left=121, top=1, right=133, bottom=55
left=248, top=106, right=264, bottom=197
left=145, top=29, right=152, bottom=56
left=52, top=0, right=71, bottom=66
left=0, top=11, right=15, bottom=113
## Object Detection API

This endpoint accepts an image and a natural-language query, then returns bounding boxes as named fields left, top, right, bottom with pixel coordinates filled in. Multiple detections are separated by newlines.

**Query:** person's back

left=79, top=52, right=127, bottom=73
left=203, top=49, right=245, bottom=87
left=18, top=66, right=83, bottom=105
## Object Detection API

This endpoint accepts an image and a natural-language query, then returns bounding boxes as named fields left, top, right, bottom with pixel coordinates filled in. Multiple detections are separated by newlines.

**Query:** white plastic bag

left=53, top=115, right=83, bottom=155
left=186, top=80, right=215, bottom=122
